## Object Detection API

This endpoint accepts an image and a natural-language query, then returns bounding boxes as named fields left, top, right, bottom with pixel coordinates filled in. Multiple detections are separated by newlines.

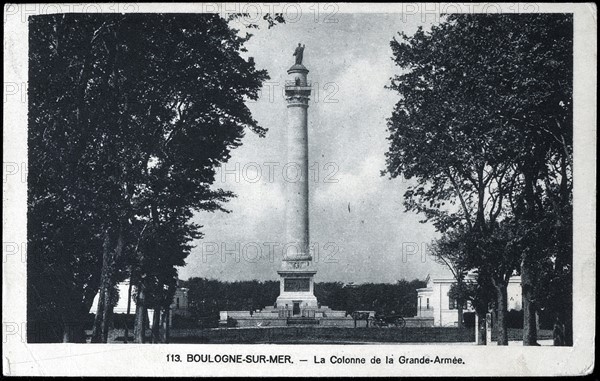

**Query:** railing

left=417, top=309, right=434, bottom=318
left=278, top=308, right=317, bottom=318
left=284, top=80, right=312, bottom=87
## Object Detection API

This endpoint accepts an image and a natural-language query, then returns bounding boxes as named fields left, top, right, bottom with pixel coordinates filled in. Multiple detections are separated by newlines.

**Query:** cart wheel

left=397, top=317, right=406, bottom=328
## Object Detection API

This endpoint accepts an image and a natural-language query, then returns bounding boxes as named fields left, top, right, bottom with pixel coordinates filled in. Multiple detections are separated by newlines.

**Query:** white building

left=416, top=273, right=522, bottom=327
left=89, top=280, right=190, bottom=327
left=171, top=286, right=190, bottom=317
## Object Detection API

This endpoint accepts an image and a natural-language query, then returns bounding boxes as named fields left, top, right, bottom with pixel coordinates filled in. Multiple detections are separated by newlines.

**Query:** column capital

left=287, top=63, right=309, bottom=74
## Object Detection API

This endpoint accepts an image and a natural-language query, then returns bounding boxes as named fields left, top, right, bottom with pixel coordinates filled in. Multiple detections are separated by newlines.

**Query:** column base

left=276, top=294, right=319, bottom=310
left=276, top=269, right=318, bottom=311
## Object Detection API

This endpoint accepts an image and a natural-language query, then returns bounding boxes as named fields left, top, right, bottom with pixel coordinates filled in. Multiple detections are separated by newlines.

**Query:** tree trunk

left=494, top=280, right=509, bottom=345
left=91, top=229, right=112, bottom=343
left=101, top=304, right=114, bottom=343
left=165, top=311, right=170, bottom=343
left=91, top=287, right=105, bottom=342
left=521, top=166, right=540, bottom=346
left=160, top=308, right=170, bottom=343
left=101, top=229, right=123, bottom=343
left=151, top=308, right=161, bottom=343
left=101, top=281, right=112, bottom=343
left=555, top=308, right=572, bottom=346
left=521, top=259, right=538, bottom=345
left=134, top=286, right=146, bottom=343
left=476, top=311, right=487, bottom=345
left=124, top=278, right=133, bottom=343
left=62, top=315, right=86, bottom=343
left=564, top=308, right=573, bottom=346
left=62, top=324, right=84, bottom=343
left=457, top=302, right=464, bottom=329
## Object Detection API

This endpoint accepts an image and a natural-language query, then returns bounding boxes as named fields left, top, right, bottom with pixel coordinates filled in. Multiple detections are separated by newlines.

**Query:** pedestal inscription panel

left=284, top=278, right=310, bottom=292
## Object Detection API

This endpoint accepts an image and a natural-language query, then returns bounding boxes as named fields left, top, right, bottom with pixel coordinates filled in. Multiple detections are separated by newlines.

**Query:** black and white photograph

left=3, top=3, right=596, bottom=377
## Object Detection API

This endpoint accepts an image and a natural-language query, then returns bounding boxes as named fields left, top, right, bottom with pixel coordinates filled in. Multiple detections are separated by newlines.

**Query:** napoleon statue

left=293, top=43, right=305, bottom=65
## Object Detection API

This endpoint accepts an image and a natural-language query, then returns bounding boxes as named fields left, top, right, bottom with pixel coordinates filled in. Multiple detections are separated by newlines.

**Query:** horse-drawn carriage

left=350, top=311, right=406, bottom=328
left=369, top=312, right=406, bottom=328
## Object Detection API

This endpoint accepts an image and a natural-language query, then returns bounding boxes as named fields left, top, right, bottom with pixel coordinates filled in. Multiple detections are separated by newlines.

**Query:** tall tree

left=29, top=14, right=132, bottom=342
left=28, top=13, right=274, bottom=342
left=498, top=15, right=573, bottom=345
left=385, top=14, right=572, bottom=345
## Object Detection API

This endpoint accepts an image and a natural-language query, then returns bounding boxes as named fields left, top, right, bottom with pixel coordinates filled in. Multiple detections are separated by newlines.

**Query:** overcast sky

left=178, top=13, right=451, bottom=283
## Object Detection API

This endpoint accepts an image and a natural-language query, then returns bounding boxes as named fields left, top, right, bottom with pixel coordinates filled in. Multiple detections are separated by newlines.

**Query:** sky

left=178, top=13, right=451, bottom=284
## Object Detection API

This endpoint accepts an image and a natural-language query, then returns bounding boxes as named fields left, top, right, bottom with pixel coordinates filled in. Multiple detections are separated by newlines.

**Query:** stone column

left=276, top=63, right=317, bottom=309
left=284, top=64, right=310, bottom=260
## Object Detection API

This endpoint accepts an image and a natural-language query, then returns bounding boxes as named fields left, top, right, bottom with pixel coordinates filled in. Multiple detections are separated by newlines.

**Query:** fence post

left=486, top=312, right=492, bottom=345
left=475, top=314, right=480, bottom=344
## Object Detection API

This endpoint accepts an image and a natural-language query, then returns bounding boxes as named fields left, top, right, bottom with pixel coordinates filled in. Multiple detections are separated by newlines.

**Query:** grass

left=97, top=327, right=555, bottom=344
left=168, top=326, right=475, bottom=344
left=491, top=328, right=554, bottom=341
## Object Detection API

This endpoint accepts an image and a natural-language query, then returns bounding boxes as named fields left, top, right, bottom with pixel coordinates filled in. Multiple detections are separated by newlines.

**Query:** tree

left=433, top=225, right=511, bottom=342
left=183, top=278, right=426, bottom=323
left=386, top=15, right=519, bottom=345
left=500, top=15, right=573, bottom=345
left=385, top=14, right=572, bottom=345
left=455, top=270, right=496, bottom=344
left=468, top=220, right=523, bottom=344
left=28, top=14, right=131, bottom=342
left=28, top=13, right=276, bottom=342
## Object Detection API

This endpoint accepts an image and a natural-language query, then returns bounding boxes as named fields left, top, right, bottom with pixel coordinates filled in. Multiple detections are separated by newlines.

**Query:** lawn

left=168, top=326, right=475, bottom=344
left=102, top=327, right=555, bottom=344
left=491, top=328, right=554, bottom=341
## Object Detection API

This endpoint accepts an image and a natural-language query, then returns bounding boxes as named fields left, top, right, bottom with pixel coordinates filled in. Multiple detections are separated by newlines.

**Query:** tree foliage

left=385, top=14, right=572, bottom=345
left=183, top=278, right=427, bottom=326
left=28, top=13, right=273, bottom=342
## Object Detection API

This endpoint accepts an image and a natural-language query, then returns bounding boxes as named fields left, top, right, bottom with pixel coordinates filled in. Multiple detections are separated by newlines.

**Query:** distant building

left=171, top=286, right=190, bottom=318
left=416, top=273, right=522, bottom=327
left=89, top=280, right=190, bottom=327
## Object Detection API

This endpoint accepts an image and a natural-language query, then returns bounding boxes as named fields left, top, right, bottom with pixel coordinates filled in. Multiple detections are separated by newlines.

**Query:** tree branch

left=444, top=167, right=474, bottom=230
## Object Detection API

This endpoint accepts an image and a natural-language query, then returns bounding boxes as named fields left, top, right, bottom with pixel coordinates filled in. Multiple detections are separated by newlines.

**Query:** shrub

left=172, top=314, right=198, bottom=329
left=226, top=316, right=238, bottom=327
left=506, top=309, right=523, bottom=328
left=111, top=313, right=135, bottom=329
left=463, top=312, right=476, bottom=328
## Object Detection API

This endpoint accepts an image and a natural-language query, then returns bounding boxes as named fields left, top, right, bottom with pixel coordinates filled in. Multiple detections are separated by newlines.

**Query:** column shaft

left=285, top=103, right=309, bottom=259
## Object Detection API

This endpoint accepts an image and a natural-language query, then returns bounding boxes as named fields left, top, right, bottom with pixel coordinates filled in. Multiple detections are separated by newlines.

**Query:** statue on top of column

left=293, top=43, right=305, bottom=65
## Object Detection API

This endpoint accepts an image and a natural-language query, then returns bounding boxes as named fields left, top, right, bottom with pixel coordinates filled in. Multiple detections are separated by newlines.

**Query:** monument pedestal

left=276, top=266, right=318, bottom=311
